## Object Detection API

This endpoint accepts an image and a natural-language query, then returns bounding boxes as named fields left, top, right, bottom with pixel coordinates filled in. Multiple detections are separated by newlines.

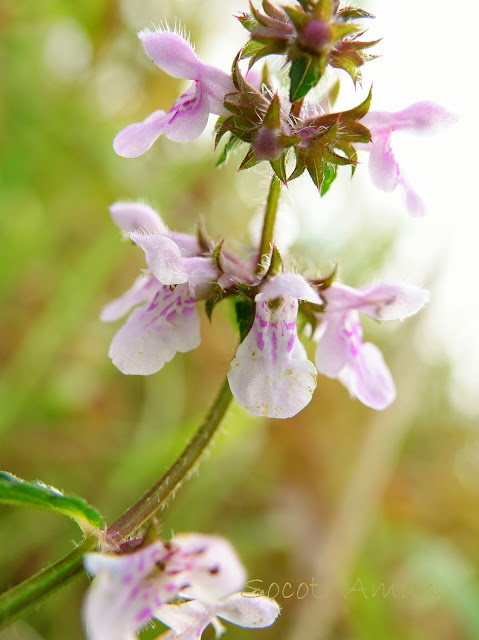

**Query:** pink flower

left=228, top=274, right=320, bottom=419
left=361, top=101, right=456, bottom=215
left=82, top=534, right=280, bottom=640
left=101, top=202, right=217, bottom=375
left=113, top=30, right=234, bottom=157
left=315, top=281, right=429, bottom=409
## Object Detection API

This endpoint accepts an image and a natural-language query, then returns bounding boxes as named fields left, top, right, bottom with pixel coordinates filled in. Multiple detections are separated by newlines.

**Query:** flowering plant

left=0, top=1, right=454, bottom=638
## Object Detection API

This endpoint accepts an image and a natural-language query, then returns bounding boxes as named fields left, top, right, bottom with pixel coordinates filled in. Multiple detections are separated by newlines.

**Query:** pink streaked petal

left=200, top=65, right=235, bottom=115
left=100, top=276, right=155, bottom=323
left=113, top=109, right=168, bottom=158
left=110, top=202, right=167, bottom=235
left=217, top=593, right=280, bottom=628
left=339, top=342, right=396, bottom=410
left=355, top=282, right=429, bottom=321
left=162, top=83, right=211, bottom=142
left=314, top=315, right=351, bottom=378
left=108, top=284, right=199, bottom=375
left=228, top=298, right=317, bottom=419
left=139, top=30, right=202, bottom=80
left=256, top=274, right=321, bottom=305
left=130, top=233, right=188, bottom=285
left=365, top=102, right=456, bottom=136
left=368, top=132, right=399, bottom=193
left=174, top=533, right=247, bottom=601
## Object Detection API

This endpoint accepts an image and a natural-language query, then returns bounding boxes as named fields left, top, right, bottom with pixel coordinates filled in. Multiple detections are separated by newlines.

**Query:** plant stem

left=256, top=175, right=282, bottom=273
left=107, top=376, right=233, bottom=540
left=0, top=376, right=233, bottom=629
left=0, top=536, right=96, bottom=629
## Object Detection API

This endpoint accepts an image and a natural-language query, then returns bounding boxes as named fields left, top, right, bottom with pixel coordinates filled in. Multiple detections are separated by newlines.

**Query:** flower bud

left=298, top=18, right=333, bottom=55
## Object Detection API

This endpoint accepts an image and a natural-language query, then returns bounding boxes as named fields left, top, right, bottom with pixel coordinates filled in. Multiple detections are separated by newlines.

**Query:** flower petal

left=100, top=276, right=155, bottom=323
left=368, top=131, right=399, bottom=193
left=398, top=175, right=426, bottom=217
left=200, top=65, right=235, bottom=115
left=217, top=593, right=280, bottom=628
left=228, top=298, right=317, bottom=418
left=110, top=202, right=167, bottom=234
left=130, top=233, right=188, bottom=285
left=256, top=274, right=321, bottom=305
left=162, top=83, right=211, bottom=142
left=314, top=315, right=351, bottom=378
left=184, top=257, right=218, bottom=297
left=170, top=232, right=201, bottom=257
left=324, top=282, right=429, bottom=321
left=174, top=533, right=247, bottom=601
left=113, top=110, right=168, bottom=158
left=83, top=542, right=178, bottom=640
left=339, top=342, right=396, bottom=410
left=108, top=284, right=199, bottom=375
left=140, top=30, right=202, bottom=80
left=365, top=102, right=456, bottom=136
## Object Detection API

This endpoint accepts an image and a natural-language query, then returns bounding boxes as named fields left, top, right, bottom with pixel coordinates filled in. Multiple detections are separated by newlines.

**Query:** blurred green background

left=1, top=1, right=478, bottom=639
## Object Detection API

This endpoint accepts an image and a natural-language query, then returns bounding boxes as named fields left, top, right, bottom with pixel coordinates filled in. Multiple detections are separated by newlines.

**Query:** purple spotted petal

left=113, top=109, right=168, bottom=158
left=130, top=233, right=188, bottom=285
left=174, top=533, right=247, bottom=602
left=323, top=282, right=429, bottom=321
left=83, top=542, right=184, bottom=640
left=339, top=342, right=396, bottom=410
left=228, top=298, right=317, bottom=418
left=256, top=273, right=321, bottom=305
left=101, top=276, right=155, bottom=323
left=110, top=202, right=167, bottom=234
left=217, top=593, right=280, bottom=628
left=108, top=283, right=199, bottom=375
left=139, top=30, right=202, bottom=80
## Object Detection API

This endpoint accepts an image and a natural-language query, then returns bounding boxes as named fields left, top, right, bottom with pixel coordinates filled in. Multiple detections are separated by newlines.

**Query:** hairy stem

left=107, top=376, right=233, bottom=540
left=0, top=376, right=233, bottom=629
left=256, top=175, right=282, bottom=273
left=0, top=536, right=96, bottom=629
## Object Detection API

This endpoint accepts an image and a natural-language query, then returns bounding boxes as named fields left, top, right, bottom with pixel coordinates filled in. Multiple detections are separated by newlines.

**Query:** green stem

left=107, top=376, right=233, bottom=540
left=256, top=175, right=282, bottom=273
left=0, top=536, right=96, bottom=628
left=0, top=376, right=233, bottom=629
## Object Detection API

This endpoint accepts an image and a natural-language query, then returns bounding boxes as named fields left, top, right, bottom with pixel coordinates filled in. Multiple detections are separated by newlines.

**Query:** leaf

left=215, top=134, right=243, bottom=167
left=0, top=471, right=104, bottom=533
left=320, top=162, right=338, bottom=196
left=289, top=56, right=322, bottom=102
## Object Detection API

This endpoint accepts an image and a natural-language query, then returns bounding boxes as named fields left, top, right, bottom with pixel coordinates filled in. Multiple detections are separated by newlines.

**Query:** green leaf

left=289, top=56, right=322, bottom=102
left=270, top=155, right=288, bottom=184
left=215, top=134, right=243, bottom=167
left=0, top=471, right=104, bottom=533
left=320, top=162, right=338, bottom=196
